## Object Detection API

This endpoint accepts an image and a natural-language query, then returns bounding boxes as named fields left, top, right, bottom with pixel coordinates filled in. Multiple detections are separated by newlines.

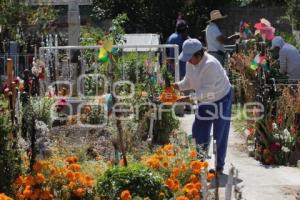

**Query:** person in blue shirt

left=166, top=17, right=189, bottom=80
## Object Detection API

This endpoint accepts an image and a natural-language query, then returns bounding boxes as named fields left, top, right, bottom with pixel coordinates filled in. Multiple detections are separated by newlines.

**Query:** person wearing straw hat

left=172, top=38, right=233, bottom=174
left=205, top=10, right=239, bottom=66
left=271, top=36, right=300, bottom=81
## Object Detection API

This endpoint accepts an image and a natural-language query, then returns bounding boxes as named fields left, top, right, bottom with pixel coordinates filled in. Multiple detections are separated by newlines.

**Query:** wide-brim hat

left=208, top=10, right=227, bottom=22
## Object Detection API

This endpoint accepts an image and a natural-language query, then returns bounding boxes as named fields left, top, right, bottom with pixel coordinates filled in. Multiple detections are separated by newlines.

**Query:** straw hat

left=208, top=10, right=227, bottom=22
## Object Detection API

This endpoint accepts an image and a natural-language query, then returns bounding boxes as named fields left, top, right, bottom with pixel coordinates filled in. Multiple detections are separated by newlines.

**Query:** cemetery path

left=179, top=114, right=300, bottom=200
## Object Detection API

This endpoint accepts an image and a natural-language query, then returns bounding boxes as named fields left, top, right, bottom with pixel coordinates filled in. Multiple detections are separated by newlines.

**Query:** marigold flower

left=65, top=156, right=79, bottom=164
left=32, top=189, right=42, bottom=199
left=163, top=144, right=173, bottom=152
left=35, top=173, right=45, bottom=184
left=203, top=161, right=209, bottom=169
left=120, top=190, right=131, bottom=200
left=194, top=181, right=202, bottom=190
left=68, top=181, right=76, bottom=189
left=183, top=183, right=194, bottom=191
left=32, top=161, right=44, bottom=172
left=67, top=164, right=81, bottom=171
left=193, top=169, right=201, bottom=175
left=207, top=173, right=215, bottom=181
left=0, top=193, right=13, bottom=200
left=15, top=176, right=24, bottom=185
left=41, top=190, right=53, bottom=199
left=146, top=158, right=160, bottom=169
left=176, top=195, right=189, bottom=200
left=190, top=149, right=197, bottom=158
left=173, top=179, right=180, bottom=191
left=162, top=161, right=169, bottom=168
left=24, top=176, right=34, bottom=186
left=75, top=172, right=81, bottom=179
left=22, top=186, right=32, bottom=198
left=194, top=194, right=201, bottom=200
left=190, top=160, right=203, bottom=170
left=66, top=171, right=75, bottom=182
left=74, top=188, right=85, bottom=198
left=159, top=192, right=165, bottom=199
left=191, top=188, right=199, bottom=196
left=165, top=178, right=175, bottom=190
left=189, top=174, right=198, bottom=183
left=172, top=167, right=181, bottom=177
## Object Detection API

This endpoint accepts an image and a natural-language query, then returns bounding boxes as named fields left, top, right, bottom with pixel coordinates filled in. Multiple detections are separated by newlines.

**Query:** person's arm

left=217, top=34, right=239, bottom=44
left=173, top=63, right=190, bottom=91
left=279, top=49, right=287, bottom=75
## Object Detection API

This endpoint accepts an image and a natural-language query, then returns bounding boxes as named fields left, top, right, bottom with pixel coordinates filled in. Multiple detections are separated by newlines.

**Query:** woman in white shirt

left=173, top=38, right=233, bottom=173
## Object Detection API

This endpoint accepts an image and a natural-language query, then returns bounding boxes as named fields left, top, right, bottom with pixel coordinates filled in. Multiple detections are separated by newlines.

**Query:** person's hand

left=176, top=95, right=190, bottom=102
left=171, top=83, right=179, bottom=90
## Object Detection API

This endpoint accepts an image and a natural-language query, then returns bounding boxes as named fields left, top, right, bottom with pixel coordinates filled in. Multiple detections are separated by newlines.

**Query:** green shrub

left=0, top=110, right=22, bottom=195
left=96, top=164, right=168, bottom=199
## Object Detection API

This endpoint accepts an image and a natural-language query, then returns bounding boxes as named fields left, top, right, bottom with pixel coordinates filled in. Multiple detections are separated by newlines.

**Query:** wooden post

left=6, top=58, right=16, bottom=123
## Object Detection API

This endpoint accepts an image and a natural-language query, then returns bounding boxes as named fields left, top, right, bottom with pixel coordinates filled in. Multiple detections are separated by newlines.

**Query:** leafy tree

left=0, top=0, right=57, bottom=53
left=92, top=0, right=235, bottom=40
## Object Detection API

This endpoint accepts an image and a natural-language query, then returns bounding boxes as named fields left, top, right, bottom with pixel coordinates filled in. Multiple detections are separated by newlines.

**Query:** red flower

left=270, top=143, right=281, bottom=152
left=277, top=116, right=283, bottom=126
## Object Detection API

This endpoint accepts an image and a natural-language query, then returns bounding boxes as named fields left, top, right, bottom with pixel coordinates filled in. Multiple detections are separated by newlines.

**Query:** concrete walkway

left=179, top=114, right=300, bottom=200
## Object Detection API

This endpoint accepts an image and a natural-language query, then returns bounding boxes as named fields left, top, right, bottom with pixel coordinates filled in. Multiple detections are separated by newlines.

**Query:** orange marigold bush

left=0, top=193, right=13, bottom=200
left=143, top=144, right=214, bottom=199
left=12, top=156, right=96, bottom=200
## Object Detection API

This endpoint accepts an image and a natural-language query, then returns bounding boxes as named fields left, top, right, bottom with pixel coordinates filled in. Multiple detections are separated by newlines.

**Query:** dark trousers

left=192, top=87, right=233, bottom=170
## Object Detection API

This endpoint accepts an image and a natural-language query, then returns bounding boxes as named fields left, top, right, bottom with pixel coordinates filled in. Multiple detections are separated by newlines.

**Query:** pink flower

left=56, top=98, right=67, bottom=112
left=291, top=127, right=297, bottom=135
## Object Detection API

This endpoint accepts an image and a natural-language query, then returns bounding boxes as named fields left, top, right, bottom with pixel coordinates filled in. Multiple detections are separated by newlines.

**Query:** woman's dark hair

left=193, top=49, right=205, bottom=57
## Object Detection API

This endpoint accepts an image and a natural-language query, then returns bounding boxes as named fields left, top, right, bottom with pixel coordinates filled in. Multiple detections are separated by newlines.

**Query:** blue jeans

left=192, top=88, right=233, bottom=170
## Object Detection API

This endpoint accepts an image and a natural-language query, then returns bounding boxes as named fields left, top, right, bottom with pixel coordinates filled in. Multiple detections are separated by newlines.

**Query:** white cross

left=29, top=0, right=92, bottom=46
